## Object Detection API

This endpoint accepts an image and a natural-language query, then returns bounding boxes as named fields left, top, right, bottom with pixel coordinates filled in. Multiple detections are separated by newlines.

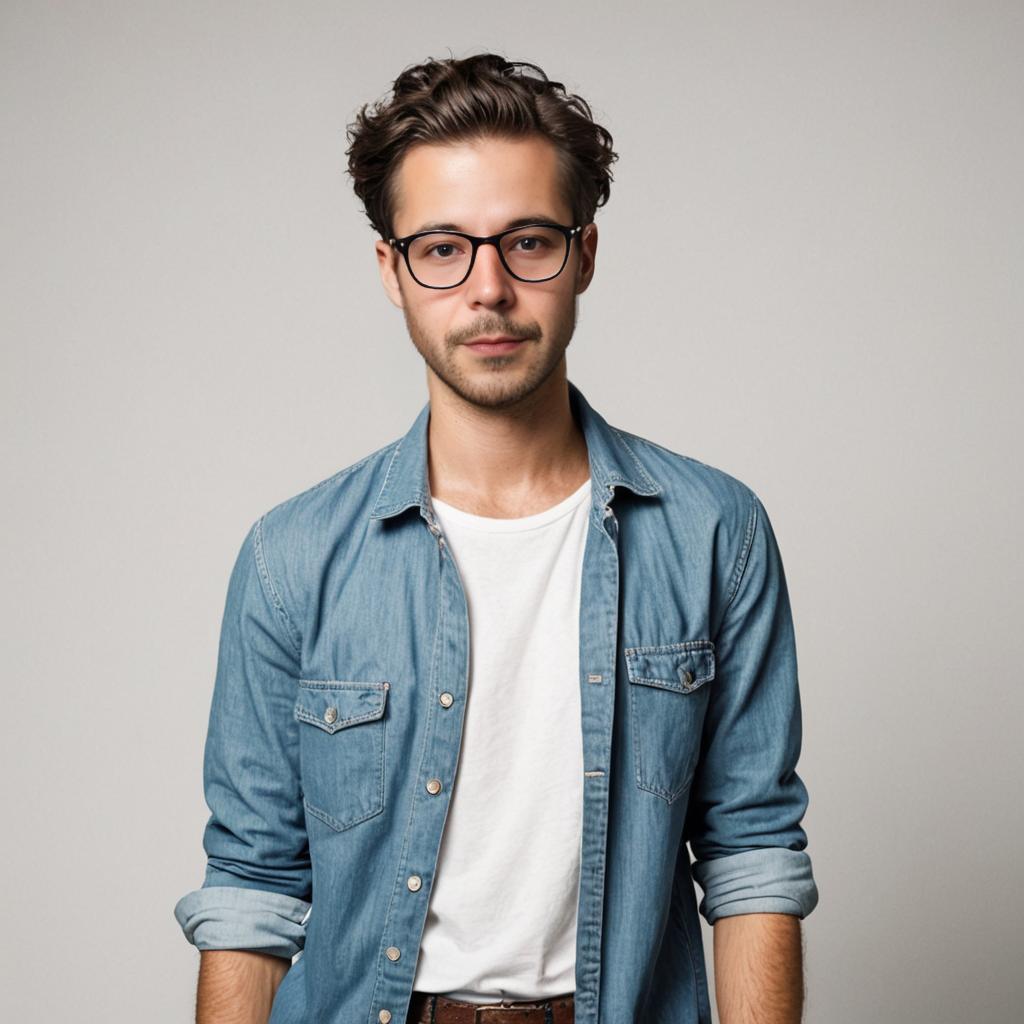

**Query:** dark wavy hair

left=346, top=52, right=618, bottom=240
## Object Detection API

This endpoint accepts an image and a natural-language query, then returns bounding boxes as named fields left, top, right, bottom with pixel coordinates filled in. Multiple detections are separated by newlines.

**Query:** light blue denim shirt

left=174, top=379, right=818, bottom=1024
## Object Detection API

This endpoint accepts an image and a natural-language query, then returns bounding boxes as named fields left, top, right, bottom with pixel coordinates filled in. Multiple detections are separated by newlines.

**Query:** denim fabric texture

left=173, top=379, right=818, bottom=1024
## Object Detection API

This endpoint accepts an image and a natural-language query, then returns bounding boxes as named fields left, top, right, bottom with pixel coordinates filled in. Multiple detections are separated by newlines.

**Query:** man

left=174, top=53, right=818, bottom=1024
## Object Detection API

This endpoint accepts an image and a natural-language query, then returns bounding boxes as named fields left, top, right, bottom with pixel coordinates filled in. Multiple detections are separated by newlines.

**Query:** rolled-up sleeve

left=174, top=886, right=311, bottom=959
left=173, top=515, right=312, bottom=958
left=685, top=491, right=819, bottom=925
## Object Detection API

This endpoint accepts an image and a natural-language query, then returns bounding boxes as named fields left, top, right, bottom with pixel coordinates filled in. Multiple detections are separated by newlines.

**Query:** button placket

left=370, top=504, right=465, bottom=1019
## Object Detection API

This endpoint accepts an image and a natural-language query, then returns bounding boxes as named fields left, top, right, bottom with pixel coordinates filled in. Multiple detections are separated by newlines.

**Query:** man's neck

left=425, top=374, right=590, bottom=519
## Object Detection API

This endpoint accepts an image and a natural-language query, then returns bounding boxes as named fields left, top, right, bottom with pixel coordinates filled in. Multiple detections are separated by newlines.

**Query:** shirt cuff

left=691, top=847, right=819, bottom=925
left=173, top=885, right=312, bottom=959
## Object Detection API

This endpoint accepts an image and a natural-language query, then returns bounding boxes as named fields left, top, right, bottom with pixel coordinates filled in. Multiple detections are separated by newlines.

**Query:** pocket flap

left=294, top=680, right=390, bottom=734
left=624, top=641, right=715, bottom=695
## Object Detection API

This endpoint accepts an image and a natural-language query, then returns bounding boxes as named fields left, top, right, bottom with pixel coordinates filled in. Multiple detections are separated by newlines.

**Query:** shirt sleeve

left=173, top=516, right=312, bottom=959
left=684, top=490, right=819, bottom=926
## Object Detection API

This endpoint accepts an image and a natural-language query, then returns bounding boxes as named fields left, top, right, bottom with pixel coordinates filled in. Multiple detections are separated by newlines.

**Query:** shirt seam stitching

left=723, top=490, right=759, bottom=616
left=608, top=425, right=661, bottom=490
left=253, top=515, right=303, bottom=659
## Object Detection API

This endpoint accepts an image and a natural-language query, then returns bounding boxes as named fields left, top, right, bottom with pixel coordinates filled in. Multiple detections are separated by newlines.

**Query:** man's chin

left=428, top=366, right=535, bottom=410
left=445, top=358, right=568, bottom=411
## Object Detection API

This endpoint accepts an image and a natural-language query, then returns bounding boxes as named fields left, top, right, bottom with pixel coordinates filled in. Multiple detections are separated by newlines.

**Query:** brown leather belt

left=407, top=990, right=574, bottom=1023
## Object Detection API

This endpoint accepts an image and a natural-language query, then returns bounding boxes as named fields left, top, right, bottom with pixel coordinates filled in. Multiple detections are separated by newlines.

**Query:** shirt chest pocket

left=625, top=641, right=715, bottom=805
left=293, top=680, right=389, bottom=832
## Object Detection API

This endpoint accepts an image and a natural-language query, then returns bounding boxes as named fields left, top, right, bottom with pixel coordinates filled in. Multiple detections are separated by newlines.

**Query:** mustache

left=448, top=319, right=541, bottom=346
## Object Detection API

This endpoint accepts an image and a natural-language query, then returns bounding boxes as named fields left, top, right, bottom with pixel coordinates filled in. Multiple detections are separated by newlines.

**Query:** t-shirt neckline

left=429, top=478, right=592, bottom=534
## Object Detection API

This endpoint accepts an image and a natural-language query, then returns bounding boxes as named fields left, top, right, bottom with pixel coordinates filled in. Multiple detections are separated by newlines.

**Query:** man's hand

left=713, top=912, right=804, bottom=1023
left=195, top=949, right=290, bottom=1024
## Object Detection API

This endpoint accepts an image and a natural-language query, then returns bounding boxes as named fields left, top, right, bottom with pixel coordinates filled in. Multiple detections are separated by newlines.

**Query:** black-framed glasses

left=389, top=222, right=582, bottom=289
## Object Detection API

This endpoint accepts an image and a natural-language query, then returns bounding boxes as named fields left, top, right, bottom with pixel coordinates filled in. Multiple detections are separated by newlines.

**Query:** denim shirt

left=174, top=379, right=818, bottom=1024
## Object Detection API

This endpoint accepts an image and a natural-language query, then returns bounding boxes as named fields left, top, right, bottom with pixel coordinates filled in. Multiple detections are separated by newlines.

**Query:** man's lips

left=463, top=335, right=527, bottom=353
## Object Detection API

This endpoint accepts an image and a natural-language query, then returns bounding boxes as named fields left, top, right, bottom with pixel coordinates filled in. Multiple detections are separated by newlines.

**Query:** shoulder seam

left=723, top=489, right=759, bottom=614
left=252, top=515, right=303, bottom=659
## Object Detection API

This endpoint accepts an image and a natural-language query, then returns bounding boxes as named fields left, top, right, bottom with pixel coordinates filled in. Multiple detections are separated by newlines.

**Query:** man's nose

left=463, top=242, right=516, bottom=307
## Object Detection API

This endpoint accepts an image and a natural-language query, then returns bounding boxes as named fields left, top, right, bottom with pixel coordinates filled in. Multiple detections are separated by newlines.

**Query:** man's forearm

left=712, top=912, right=804, bottom=1024
left=196, top=949, right=291, bottom=1024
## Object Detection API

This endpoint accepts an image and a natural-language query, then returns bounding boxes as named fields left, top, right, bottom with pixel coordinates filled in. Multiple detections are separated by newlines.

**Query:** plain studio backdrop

left=2, top=3, right=1021, bottom=1022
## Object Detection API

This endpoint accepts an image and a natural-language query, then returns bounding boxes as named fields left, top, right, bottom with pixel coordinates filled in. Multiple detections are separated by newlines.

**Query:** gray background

left=2, top=2, right=1022, bottom=1021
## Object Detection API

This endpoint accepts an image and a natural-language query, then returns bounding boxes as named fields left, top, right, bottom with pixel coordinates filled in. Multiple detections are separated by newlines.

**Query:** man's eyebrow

left=411, top=215, right=561, bottom=234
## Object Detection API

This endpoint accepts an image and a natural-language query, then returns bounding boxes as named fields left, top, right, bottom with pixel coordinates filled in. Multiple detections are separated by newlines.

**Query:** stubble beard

left=400, top=291, right=580, bottom=411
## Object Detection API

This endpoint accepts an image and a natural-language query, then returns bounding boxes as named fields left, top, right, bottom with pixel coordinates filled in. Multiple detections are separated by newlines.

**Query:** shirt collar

left=369, top=379, right=662, bottom=522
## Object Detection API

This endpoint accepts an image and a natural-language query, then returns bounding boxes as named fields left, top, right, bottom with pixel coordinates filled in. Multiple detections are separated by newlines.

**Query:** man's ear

left=575, top=222, right=598, bottom=295
left=375, top=240, right=405, bottom=309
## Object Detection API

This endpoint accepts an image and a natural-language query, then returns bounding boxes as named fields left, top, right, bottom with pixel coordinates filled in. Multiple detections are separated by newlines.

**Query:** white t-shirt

left=411, top=477, right=592, bottom=1002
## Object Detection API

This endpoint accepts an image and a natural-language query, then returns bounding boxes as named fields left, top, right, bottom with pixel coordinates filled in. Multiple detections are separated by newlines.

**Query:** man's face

left=375, top=134, right=598, bottom=410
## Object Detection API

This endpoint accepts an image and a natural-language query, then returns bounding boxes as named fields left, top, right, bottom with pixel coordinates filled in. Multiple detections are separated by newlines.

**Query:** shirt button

left=385, top=946, right=401, bottom=961
left=439, top=692, right=454, bottom=708
left=425, top=778, right=443, bottom=795
left=323, top=706, right=338, bottom=724
left=407, top=875, right=422, bottom=892
left=679, top=669, right=694, bottom=687
left=378, top=1011, right=392, bottom=1023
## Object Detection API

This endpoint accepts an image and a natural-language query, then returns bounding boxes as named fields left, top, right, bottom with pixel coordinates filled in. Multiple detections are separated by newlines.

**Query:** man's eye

left=513, top=236, right=549, bottom=251
left=428, top=243, right=457, bottom=258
